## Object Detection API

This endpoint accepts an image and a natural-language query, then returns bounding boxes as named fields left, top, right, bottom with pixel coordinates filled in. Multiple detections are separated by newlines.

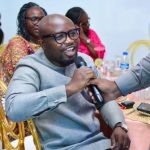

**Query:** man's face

left=42, top=18, right=80, bottom=67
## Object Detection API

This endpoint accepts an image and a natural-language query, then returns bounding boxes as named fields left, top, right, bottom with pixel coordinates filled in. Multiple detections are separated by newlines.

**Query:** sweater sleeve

left=5, top=65, right=67, bottom=122
left=115, top=53, right=150, bottom=96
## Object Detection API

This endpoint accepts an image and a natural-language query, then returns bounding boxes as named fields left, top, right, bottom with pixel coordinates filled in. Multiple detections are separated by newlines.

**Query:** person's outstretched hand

left=90, top=78, right=121, bottom=101
left=110, top=126, right=130, bottom=150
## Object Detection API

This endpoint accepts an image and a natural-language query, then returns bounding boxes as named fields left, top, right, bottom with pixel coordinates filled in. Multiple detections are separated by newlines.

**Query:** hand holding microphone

left=65, top=61, right=96, bottom=97
left=75, top=56, right=104, bottom=109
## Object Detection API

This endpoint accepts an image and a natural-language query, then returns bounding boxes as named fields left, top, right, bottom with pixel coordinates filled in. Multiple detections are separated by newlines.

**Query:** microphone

left=75, top=56, right=104, bottom=109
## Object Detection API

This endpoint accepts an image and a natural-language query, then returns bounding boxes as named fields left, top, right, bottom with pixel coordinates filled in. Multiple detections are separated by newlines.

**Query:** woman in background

left=66, top=7, right=106, bottom=61
left=0, top=28, right=4, bottom=45
left=1, top=2, right=47, bottom=84
left=0, top=13, right=4, bottom=81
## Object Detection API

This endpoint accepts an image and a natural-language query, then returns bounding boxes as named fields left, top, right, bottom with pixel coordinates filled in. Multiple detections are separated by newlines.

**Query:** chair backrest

left=0, top=80, right=41, bottom=150
left=127, top=40, right=150, bottom=67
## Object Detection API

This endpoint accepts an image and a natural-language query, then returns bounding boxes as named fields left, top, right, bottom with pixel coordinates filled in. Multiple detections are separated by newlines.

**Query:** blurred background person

left=0, top=13, right=4, bottom=45
left=0, top=28, right=4, bottom=45
left=0, top=2, right=47, bottom=84
left=0, top=13, right=4, bottom=82
left=0, top=2, right=47, bottom=138
left=0, top=13, right=4, bottom=46
left=66, top=7, right=106, bottom=61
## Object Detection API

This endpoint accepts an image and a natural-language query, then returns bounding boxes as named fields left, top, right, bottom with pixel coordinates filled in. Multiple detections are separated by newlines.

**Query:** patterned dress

left=0, top=35, right=40, bottom=84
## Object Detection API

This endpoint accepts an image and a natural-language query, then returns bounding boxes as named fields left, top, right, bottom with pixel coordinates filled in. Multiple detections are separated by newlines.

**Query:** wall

left=1, top=0, right=150, bottom=61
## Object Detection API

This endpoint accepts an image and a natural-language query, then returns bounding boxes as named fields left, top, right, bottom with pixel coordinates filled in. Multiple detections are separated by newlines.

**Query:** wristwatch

left=86, top=38, right=91, bottom=44
left=114, top=122, right=128, bottom=133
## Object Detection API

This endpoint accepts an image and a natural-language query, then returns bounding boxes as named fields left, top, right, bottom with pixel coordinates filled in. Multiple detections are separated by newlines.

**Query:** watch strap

left=114, top=122, right=128, bottom=133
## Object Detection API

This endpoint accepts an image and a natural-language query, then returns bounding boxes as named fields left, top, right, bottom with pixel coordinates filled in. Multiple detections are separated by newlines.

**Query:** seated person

left=0, top=13, right=4, bottom=45
left=5, top=14, right=130, bottom=150
left=0, top=28, right=4, bottom=45
left=66, top=7, right=106, bottom=61
left=0, top=13, right=4, bottom=89
left=0, top=2, right=47, bottom=84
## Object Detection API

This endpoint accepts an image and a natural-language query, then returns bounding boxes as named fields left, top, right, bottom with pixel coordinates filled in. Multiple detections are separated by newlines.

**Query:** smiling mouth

left=64, top=47, right=76, bottom=57
left=34, top=29, right=39, bottom=32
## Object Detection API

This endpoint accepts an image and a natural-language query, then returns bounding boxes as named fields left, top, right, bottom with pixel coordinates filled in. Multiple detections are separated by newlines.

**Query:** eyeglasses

left=42, top=28, right=80, bottom=44
left=25, top=16, right=44, bottom=23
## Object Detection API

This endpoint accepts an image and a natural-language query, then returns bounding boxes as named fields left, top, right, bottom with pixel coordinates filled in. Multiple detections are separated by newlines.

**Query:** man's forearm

left=115, top=53, right=150, bottom=96
left=111, top=81, right=122, bottom=99
left=6, top=86, right=67, bottom=122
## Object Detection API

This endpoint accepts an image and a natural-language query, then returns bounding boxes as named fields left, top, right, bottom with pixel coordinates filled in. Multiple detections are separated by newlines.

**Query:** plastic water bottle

left=120, top=51, right=129, bottom=73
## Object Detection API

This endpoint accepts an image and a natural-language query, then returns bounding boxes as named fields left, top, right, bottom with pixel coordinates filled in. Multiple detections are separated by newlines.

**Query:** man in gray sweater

left=5, top=14, right=130, bottom=150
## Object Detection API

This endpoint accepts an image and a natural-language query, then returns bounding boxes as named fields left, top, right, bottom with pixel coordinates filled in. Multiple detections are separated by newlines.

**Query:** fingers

left=122, top=134, right=130, bottom=150
left=89, top=78, right=98, bottom=85
left=70, top=67, right=97, bottom=93
left=110, top=134, right=117, bottom=149
left=111, top=127, right=130, bottom=150
left=90, top=78, right=109, bottom=87
left=118, top=129, right=130, bottom=150
left=79, top=67, right=97, bottom=80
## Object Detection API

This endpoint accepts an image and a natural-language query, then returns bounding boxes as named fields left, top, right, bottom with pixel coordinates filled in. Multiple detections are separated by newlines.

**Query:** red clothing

left=79, top=28, right=105, bottom=60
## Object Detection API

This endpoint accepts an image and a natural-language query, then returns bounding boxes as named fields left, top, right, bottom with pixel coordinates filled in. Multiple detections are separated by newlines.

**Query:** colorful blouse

left=79, top=28, right=106, bottom=60
left=0, top=35, right=40, bottom=84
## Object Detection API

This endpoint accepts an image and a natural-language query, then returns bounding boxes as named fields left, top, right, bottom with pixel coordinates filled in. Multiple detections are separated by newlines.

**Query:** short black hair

left=65, top=7, right=85, bottom=25
left=17, top=2, right=47, bottom=41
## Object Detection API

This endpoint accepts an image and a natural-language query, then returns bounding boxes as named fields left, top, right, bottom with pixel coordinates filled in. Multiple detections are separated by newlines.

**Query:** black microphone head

left=75, top=56, right=87, bottom=68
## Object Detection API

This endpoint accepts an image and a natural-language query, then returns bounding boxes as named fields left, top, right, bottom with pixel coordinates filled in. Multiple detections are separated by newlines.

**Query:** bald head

left=39, top=14, right=75, bottom=37
left=38, top=14, right=79, bottom=67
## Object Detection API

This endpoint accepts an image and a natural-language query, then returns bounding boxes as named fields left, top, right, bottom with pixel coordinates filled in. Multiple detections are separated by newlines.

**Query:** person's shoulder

left=78, top=52, right=94, bottom=67
left=6, top=35, right=27, bottom=48
left=17, top=48, right=44, bottom=66
left=9, top=35, right=25, bottom=43
left=89, top=28, right=96, bottom=34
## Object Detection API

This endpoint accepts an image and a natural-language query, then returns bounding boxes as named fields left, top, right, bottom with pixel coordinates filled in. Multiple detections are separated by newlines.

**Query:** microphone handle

left=89, top=85, right=104, bottom=109
left=75, top=56, right=104, bottom=109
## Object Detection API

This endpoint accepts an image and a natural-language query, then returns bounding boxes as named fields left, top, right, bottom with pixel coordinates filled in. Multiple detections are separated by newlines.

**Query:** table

left=127, top=118, right=150, bottom=150
left=125, top=94, right=150, bottom=150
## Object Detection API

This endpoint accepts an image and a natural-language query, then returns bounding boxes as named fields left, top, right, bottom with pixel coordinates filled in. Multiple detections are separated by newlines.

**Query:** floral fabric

left=0, top=35, right=40, bottom=84
left=79, top=28, right=106, bottom=60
